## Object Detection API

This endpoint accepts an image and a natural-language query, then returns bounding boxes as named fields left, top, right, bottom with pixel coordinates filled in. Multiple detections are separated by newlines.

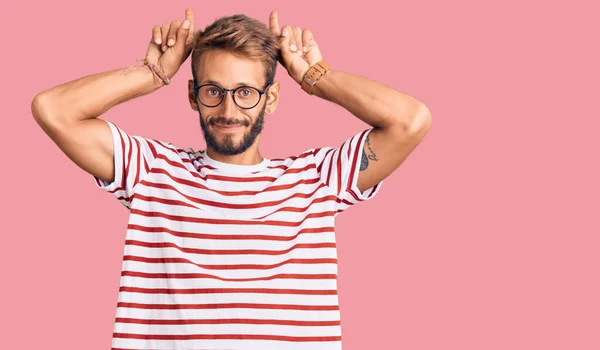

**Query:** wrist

left=143, top=59, right=171, bottom=89
left=301, top=60, right=330, bottom=96
left=310, top=69, right=333, bottom=100
left=146, top=64, right=166, bottom=90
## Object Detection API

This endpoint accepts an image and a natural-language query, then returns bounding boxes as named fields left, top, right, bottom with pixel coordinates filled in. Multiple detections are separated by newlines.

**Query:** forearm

left=311, top=70, right=429, bottom=132
left=32, top=65, right=163, bottom=126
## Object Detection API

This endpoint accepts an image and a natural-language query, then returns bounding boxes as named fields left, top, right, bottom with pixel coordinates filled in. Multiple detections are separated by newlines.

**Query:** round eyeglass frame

left=193, top=82, right=271, bottom=110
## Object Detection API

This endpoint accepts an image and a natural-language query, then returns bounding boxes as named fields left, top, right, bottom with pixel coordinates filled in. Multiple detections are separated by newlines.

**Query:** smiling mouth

left=214, top=123, right=243, bottom=130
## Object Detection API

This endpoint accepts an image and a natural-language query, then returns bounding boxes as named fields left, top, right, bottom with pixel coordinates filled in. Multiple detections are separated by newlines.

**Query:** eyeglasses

left=193, top=82, right=270, bottom=110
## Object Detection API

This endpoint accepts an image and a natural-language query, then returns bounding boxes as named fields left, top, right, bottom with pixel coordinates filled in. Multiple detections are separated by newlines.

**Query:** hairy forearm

left=311, top=70, right=430, bottom=132
left=31, top=65, right=163, bottom=126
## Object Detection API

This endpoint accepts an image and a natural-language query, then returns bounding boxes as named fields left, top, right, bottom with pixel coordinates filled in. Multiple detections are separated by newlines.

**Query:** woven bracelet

left=123, top=58, right=170, bottom=86
left=143, top=58, right=170, bottom=85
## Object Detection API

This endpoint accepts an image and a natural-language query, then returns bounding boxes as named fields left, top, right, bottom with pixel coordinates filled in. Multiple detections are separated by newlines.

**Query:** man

left=32, top=8, right=431, bottom=350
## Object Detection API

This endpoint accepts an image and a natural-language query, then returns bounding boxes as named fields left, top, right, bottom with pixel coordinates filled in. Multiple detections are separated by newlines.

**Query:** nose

left=221, top=90, right=238, bottom=118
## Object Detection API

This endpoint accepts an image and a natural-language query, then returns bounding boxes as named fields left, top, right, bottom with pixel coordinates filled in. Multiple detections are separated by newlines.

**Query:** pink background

left=3, top=0, right=599, bottom=349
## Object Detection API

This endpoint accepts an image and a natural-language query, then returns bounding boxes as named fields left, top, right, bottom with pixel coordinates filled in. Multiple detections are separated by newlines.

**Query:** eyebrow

left=203, top=79, right=258, bottom=88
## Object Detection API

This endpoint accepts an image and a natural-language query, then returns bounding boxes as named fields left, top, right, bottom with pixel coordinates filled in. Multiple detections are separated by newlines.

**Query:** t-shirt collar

left=201, top=150, right=270, bottom=175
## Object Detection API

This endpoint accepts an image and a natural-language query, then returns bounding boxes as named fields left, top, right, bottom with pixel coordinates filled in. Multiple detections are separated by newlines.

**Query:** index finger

left=269, top=10, right=280, bottom=36
left=185, top=8, right=195, bottom=31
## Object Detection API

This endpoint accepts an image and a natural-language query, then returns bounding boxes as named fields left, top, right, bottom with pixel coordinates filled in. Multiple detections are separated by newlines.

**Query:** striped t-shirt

left=94, top=119, right=383, bottom=350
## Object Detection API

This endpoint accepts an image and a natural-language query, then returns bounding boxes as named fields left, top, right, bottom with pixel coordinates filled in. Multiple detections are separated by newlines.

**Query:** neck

left=206, top=145, right=264, bottom=166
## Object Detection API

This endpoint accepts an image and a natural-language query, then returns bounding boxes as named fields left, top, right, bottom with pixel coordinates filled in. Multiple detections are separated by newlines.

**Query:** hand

left=145, top=8, right=196, bottom=81
left=269, top=11, right=323, bottom=85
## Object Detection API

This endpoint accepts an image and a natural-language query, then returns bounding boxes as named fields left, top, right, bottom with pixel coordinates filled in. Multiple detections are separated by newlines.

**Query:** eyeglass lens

left=197, top=84, right=261, bottom=109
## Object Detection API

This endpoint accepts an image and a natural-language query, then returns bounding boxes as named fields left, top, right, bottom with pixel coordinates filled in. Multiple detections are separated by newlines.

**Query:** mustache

left=209, top=116, right=250, bottom=127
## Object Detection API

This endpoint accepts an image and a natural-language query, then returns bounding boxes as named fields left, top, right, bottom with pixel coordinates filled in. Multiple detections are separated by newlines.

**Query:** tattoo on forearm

left=359, top=134, right=379, bottom=171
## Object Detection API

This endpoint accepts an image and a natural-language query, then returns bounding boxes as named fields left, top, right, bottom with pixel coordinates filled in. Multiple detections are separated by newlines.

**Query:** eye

left=208, top=88, right=220, bottom=96
left=238, top=88, right=254, bottom=97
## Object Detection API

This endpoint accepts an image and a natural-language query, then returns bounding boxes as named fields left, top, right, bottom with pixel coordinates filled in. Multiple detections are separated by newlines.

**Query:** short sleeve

left=93, top=120, right=159, bottom=209
left=311, top=128, right=383, bottom=214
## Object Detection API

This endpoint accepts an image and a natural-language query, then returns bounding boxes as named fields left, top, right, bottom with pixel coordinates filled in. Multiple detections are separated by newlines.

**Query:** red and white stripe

left=95, top=120, right=382, bottom=350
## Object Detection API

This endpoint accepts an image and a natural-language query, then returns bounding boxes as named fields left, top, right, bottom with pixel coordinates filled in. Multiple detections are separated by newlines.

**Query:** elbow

left=391, top=103, right=431, bottom=136
left=31, top=92, right=65, bottom=134
left=31, top=92, right=64, bottom=127
left=31, top=92, right=51, bottom=123
left=379, top=102, right=432, bottom=140
left=408, top=103, right=432, bottom=134
left=386, top=101, right=432, bottom=135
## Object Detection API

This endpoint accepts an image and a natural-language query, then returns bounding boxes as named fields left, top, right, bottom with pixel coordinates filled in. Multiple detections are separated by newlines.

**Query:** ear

left=188, top=79, right=199, bottom=111
left=265, top=81, right=280, bottom=115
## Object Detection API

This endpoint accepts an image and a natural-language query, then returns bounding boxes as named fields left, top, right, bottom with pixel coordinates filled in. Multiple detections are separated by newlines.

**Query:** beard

left=199, top=102, right=266, bottom=156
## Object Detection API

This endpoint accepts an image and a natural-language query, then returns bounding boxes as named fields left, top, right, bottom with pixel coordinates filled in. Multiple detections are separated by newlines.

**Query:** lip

left=214, top=123, right=243, bottom=131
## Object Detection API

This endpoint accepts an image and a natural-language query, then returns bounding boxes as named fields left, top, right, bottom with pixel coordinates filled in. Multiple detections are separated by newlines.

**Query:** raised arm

left=311, top=70, right=432, bottom=192
left=31, top=9, right=196, bottom=183
left=269, top=10, right=431, bottom=193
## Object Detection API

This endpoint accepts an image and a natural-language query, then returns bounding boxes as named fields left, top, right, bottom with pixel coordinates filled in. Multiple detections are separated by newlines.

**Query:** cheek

left=198, top=108, right=214, bottom=121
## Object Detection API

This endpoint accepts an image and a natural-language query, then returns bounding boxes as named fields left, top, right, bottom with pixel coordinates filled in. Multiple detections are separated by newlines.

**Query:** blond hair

left=191, top=14, right=280, bottom=88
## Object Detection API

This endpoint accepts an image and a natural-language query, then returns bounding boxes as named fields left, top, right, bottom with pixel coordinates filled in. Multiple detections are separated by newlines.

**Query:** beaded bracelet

left=123, top=58, right=170, bottom=86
